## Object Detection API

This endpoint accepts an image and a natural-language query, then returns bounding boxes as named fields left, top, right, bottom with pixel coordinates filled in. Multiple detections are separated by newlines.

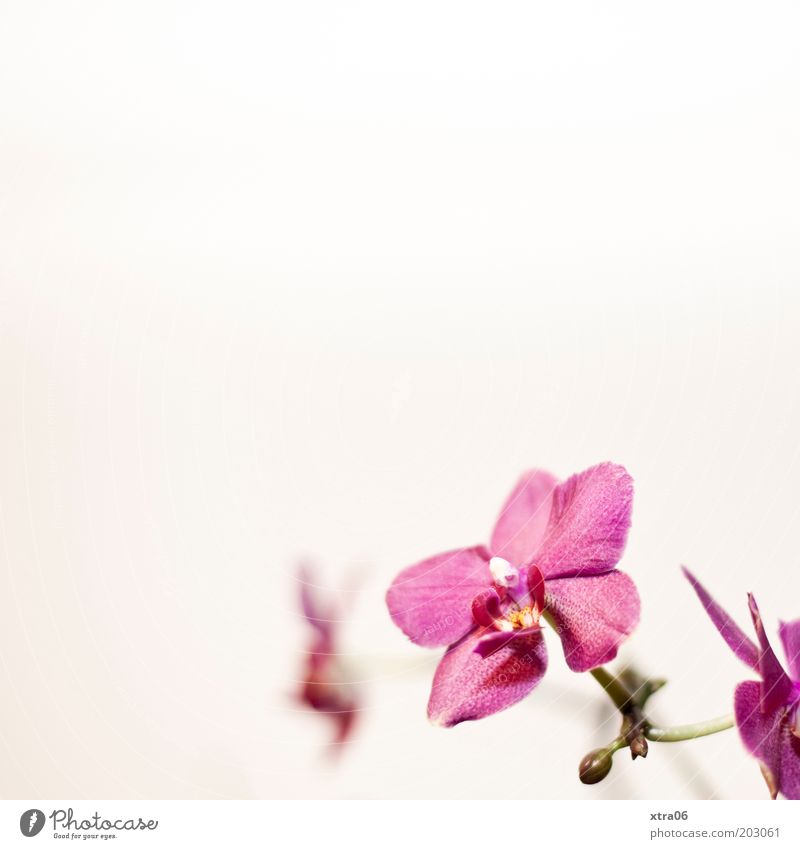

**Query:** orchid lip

left=471, top=585, right=544, bottom=634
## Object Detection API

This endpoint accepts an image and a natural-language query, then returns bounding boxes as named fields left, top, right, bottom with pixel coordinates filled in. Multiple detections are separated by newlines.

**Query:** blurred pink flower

left=296, top=566, right=359, bottom=753
left=684, top=568, right=800, bottom=799
left=386, top=463, right=639, bottom=726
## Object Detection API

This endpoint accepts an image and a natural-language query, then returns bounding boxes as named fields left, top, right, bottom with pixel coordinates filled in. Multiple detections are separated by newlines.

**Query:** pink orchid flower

left=297, top=566, right=359, bottom=752
left=684, top=568, right=800, bottom=799
left=386, top=463, right=640, bottom=726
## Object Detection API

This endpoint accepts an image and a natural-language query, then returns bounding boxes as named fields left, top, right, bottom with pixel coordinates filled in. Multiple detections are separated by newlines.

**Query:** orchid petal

left=778, top=619, right=800, bottom=682
left=735, top=680, right=800, bottom=800
left=386, top=547, right=491, bottom=647
left=682, top=567, right=759, bottom=670
left=298, top=564, right=334, bottom=649
left=545, top=570, right=640, bottom=672
left=748, top=595, right=794, bottom=714
left=427, top=628, right=547, bottom=726
left=535, top=463, right=633, bottom=579
left=490, top=470, right=557, bottom=566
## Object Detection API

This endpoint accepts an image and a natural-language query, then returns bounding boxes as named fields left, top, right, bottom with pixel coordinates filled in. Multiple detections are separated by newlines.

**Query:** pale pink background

left=2, top=1, right=799, bottom=799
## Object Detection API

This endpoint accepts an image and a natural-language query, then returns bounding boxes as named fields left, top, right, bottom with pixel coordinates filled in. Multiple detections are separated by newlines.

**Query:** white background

left=1, top=1, right=799, bottom=799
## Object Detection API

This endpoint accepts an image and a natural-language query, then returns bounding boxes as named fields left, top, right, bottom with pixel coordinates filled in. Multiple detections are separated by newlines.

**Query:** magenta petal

left=735, top=680, right=800, bottom=800
left=535, top=463, right=633, bottom=579
left=748, top=595, right=794, bottom=714
left=528, top=564, right=546, bottom=615
left=735, top=679, right=775, bottom=759
left=471, top=589, right=504, bottom=627
left=298, top=564, right=334, bottom=646
left=473, top=626, right=542, bottom=658
left=427, top=628, right=547, bottom=726
left=779, top=619, right=800, bottom=681
left=545, top=571, right=640, bottom=672
left=490, top=470, right=557, bottom=566
left=682, top=567, right=759, bottom=670
left=386, top=546, right=491, bottom=647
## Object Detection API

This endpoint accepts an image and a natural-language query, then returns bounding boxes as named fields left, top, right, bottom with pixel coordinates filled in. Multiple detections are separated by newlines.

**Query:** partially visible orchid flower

left=296, top=565, right=360, bottom=754
left=684, top=568, right=800, bottom=799
left=386, top=463, right=639, bottom=726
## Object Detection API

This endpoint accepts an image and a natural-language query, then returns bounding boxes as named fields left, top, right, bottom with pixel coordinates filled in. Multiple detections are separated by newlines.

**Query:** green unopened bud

left=579, top=748, right=614, bottom=784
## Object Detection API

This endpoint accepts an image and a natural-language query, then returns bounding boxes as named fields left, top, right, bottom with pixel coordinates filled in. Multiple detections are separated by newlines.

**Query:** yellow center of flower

left=505, top=606, right=538, bottom=630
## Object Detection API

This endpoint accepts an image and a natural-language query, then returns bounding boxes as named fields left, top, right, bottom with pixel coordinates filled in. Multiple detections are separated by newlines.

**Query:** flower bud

left=629, top=735, right=648, bottom=759
left=579, top=748, right=614, bottom=784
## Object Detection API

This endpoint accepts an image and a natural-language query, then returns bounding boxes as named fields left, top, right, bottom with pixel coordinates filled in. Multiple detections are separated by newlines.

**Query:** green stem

left=585, top=661, right=734, bottom=743
left=589, top=666, right=634, bottom=712
left=605, top=736, right=628, bottom=755
left=645, top=714, right=735, bottom=742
